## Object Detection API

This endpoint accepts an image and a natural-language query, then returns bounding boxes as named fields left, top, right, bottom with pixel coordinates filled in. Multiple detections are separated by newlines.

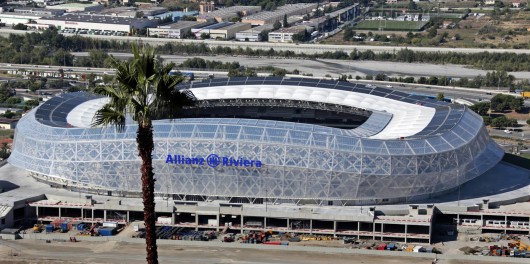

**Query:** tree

left=273, top=21, right=282, bottom=30
left=25, top=99, right=40, bottom=107
left=436, top=92, right=445, bottom=101
left=92, top=44, right=196, bottom=264
left=526, top=118, right=530, bottom=125
left=12, top=23, right=28, bottom=30
left=469, top=101, right=491, bottom=116
left=343, top=27, right=354, bottom=41
left=135, top=11, right=145, bottom=18
left=408, top=0, right=417, bottom=10
left=283, top=14, right=288, bottom=28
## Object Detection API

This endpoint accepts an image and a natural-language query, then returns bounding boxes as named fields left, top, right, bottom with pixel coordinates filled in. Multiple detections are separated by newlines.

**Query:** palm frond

left=92, top=104, right=127, bottom=132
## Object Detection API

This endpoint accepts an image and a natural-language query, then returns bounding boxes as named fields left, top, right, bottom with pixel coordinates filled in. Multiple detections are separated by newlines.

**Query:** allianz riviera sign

left=166, top=154, right=263, bottom=168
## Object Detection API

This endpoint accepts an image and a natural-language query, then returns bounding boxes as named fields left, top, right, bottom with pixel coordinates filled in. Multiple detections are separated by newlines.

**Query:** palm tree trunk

left=137, top=122, right=158, bottom=264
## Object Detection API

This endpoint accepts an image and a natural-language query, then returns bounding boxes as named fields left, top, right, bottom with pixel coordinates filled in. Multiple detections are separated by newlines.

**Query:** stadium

left=8, top=77, right=504, bottom=206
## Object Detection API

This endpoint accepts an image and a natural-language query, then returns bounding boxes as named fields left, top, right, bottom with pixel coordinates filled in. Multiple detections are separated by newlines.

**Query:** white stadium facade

left=8, top=77, right=504, bottom=206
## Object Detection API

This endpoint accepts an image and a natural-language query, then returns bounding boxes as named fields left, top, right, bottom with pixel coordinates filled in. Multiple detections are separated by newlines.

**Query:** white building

left=38, top=14, right=158, bottom=33
left=268, top=25, right=307, bottom=43
left=0, top=13, right=44, bottom=25
left=148, top=21, right=213, bottom=38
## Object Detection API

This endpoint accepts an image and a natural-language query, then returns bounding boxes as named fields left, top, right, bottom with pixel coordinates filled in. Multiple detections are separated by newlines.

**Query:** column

left=287, top=219, right=290, bottom=230
left=171, top=212, right=175, bottom=225
left=58, top=207, right=61, bottom=219
left=216, top=214, right=220, bottom=231
left=103, top=210, right=107, bottom=222
left=127, top=211, right=130, bottom=223
left=36, top=206, right=39, bottom=219
left=505, top=215, right=508, bottom=233
left=333, top=221, right=337, bottom=237
left=381, top=223, right=384, bottom=241
left=81, top=208, right=84, bottom=219
left=428, top=223, right=432, bottom=244
left=372, top=223, right=376, bottom=240
left=91, top=209, right=94, bottom=221
left=357, top=222, right=360, bottom=240
left=195, top=214, right=198, bottom=231
left=405, top=224, right=408, bottom=243
left=240, top=215, right=244, bottom=234
left=310, top=219, right=313, bottom=235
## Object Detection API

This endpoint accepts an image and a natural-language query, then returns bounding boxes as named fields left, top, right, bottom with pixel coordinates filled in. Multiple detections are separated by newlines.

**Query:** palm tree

left=92, top=44, right=195, bottom=264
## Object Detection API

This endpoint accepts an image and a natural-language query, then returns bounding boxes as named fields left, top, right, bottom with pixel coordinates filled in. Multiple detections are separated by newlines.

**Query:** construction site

left=0, top=160, right=529, bottom=262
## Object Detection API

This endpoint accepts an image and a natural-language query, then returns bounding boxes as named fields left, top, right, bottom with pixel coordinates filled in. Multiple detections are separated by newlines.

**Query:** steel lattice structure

left=9, top=77, right=503, bottom=205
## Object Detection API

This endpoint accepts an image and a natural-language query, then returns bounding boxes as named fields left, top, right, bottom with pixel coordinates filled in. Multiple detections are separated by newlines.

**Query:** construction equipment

left=33, top=223, right=43, bottom=233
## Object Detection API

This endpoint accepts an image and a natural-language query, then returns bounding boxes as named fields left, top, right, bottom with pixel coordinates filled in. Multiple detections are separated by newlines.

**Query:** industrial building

left=9, top=77, right=503, bottom=206
left=191, top=22, right=234, bottom=38
left=209, top=22, right=251, bottom=39
left=148, top=21, right=213, bottom=39
left=235, top=24, right=274, bottom=42
left=99, top=6, right=168, bottom=18
left=196, top=6, right=261, bottom=23
left=241, top=3, right=318, bottom=26
left=0, top=13, right=46, bottom=25
left=13, top=7, right=65, bottom=16
left=268, top=25, right=309, bottom=43
left=44, top=3, right=104, bottom=13
left=37, top=14, right=158, bottom=33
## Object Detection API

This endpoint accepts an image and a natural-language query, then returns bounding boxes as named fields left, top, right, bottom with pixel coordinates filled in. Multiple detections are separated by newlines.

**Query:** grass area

left=502, top=153, right=530, bottom=170
left=353, top=20, right=428, bottom=31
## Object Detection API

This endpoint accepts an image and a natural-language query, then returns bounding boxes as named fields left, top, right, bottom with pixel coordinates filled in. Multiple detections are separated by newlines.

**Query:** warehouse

left=0, top=13, right=45, bottom=25
left=196, top=6, right=261, bottom=22
left=242, top=3, right=317, bottom=26
left=37, top=14, right=158, bottom=34
left=191, top=22, right=233, bottom=38
left=45, top=3, right=104, bottom=13
left=235, top=24, right=274, bottom=42
left=9, top=77, right=503, bottom=206
left=148, top=21, right=213, bottom=38
left=209, top=22, right=251, bottom=40
left=13, top=7, right=65, bottom=16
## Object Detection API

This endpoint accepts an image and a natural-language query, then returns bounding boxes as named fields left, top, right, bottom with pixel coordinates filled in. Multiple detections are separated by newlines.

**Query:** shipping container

left=98, top=227, right=117, bottom=236
left=45, top=224, right=54, bottom=233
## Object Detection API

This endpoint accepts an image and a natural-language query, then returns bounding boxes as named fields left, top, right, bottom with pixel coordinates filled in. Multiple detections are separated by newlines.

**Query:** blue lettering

left=177, top=155, right=182, bottom=164
left=168, top=154, right=263, bottom=168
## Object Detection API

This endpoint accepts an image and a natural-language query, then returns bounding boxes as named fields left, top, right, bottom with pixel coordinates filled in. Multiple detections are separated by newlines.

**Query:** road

left=3, top=28, right=530, bottom=55
left=69, top=52, right=530, bottom=81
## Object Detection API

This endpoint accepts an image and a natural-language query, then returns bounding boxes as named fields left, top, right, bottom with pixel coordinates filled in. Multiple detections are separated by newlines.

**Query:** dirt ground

left=0, top=239, right=437, bottom=264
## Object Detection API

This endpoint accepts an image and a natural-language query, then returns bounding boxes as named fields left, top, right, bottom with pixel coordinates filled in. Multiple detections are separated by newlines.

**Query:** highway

left=3, top=28, right=530, bottom=55
left=0, top=62, right=506, bottom=102
left=73, top=52, right=530, bottom=81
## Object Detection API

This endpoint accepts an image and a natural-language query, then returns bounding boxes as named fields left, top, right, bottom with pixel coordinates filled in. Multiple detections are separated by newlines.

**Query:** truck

left=521, top=91, right=530, bottom=99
